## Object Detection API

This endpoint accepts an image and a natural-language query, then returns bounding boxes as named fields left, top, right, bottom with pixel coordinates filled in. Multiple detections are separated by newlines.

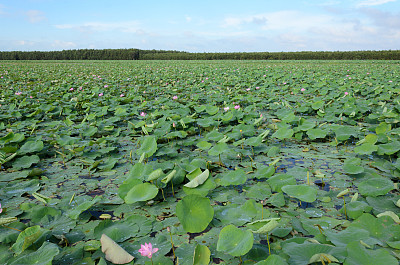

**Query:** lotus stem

left=343, top=197, right=347, bottom=220
left=171, top=181, right=175, bottom=198
left=167, top=227, right=176, bottom=260
left=267, top=233, right=271, bottom=255
left=1, top=225, right=21, bottom=232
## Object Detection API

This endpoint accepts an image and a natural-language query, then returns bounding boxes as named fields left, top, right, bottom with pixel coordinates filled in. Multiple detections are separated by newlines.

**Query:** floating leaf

left=11, top=225, right=46, bottom=255
left=218, top=169, right=247, bottom=186
left=176, top=194, right=214, bottom=233
left=345, top=241, right=397, bottom=265
left=9, top=242, right=59, bottom=265
left=124, top=183, right=159, bottom=204
left=12, top=155, right=40, bottom=169
left=358, top=178, right=394, bottom=197
left=281, top=185, right=318, bottom=203
left=136, top=136, right=157, bottom=158
left=267, top=174, right=296, bottom=192
left=193, top=244, right=211, bottom=265
left=18, top=140, right=44, bottom=154
left=216, top=225, right=253, bottom=257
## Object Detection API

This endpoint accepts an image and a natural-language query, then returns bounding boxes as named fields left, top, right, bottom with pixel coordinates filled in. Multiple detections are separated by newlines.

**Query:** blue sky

left=0, top=0, right=399, bottom=52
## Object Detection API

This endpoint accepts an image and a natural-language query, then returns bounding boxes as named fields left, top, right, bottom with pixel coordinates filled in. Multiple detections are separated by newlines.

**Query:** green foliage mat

left=0, top=60, right=400, bottom=264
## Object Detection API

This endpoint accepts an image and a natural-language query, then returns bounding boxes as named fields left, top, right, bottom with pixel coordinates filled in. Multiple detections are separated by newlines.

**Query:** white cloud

left=356, top=0, right=396, bottom=6
left=25, top=9, right=46, bottom=23
left=54, top=21, right=142, bottom=34
left=185, top=15, right=192, bottom=22
left=51, top=40, right=76, bottom=49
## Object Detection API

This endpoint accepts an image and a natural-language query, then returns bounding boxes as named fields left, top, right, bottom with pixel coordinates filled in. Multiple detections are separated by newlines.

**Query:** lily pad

left=216, top=225, right=254, bottom=257
left=281, top=184, right=318, bottom=203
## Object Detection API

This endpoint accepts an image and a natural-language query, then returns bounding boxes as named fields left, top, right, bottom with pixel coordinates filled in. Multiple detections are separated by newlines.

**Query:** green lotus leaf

left=344, top=241, right=397, bottom=265
left=12, top=155, right=40, bottom=169
left=193, top=244, right=211, bottom=265
left=176, top=194, right=214, bottom=233
left=334, top=126, right=359, bottom=141
left=377, top=141, right=400, bottom=155
left=254, top=165, right=275, bottom=179
left=124, top=183, right=159, bottom=204
left=82, top=126, right=98, bottom=137
left=307, top=128, right=327, bottom=140
left=218, top=169, right=247, bottom=186
left=244, top=136, right=262, bottom=147
left=216, top=225, right=253, bottom=257
left=267, top=174, right=296, bottom=192
left=344, top=201, right=373, bottom=219
left=196, top=141, right=212, bottom=150
left=136, top=136, right=157, bottom=158
left=281, top=184, right=318, bottom=203
left=272, top=128, right=294, bottom=140
left=358, top=177, right=394, bottom=197
left=325, top=227, right=374, bottom=247
left=9, top=242, right=59, bottom=265
left=18, top=140, right=44, bottom=154
left=354, top=143, right=378, bottom=155
left=311, top=100, right=324, bottom=110
left=206, top=105, right=219, bottom=115
left=282, top=241, right=338, bottom=265
left=11, top=225, right=46, bottom=255
left=184, top=169, right=209, bottom=188
left=343, top=157, right=364, bottom=175
left=208, top=142, right=229, bottom=156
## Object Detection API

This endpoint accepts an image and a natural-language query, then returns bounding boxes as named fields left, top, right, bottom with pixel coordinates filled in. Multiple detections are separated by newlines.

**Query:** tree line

left=0, top=48, right=399, bottom=60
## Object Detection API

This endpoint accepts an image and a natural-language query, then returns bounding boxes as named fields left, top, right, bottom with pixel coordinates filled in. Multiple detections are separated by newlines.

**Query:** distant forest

left=0, top=48, right=399, bottom=60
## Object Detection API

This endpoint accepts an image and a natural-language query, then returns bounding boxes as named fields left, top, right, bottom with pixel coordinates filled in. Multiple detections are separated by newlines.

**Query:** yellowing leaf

left=101, top=234, right=134, bottom=264
left=377, top=211, right=400, bottom=224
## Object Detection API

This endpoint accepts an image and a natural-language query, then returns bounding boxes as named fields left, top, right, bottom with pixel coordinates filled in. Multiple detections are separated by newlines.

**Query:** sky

left=0, top=0, right=399, bottom=52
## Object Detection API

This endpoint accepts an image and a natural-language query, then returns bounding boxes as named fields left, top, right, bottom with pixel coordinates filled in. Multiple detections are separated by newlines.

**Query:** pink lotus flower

left=344, top=92, right=349, bottom=95
left=0, top=202, right=2, bottom=213
left=104, top=85, right=108, bottom=88
left=79, top=87, right=83, bottom=90
left=301, top=88, right=306, bottom=92
left=234, top=105, right=240, bottom=110
left=138, top=243, right=158, bottom=259
left=246, top=88, right=251, bottom=91
left=173, top=122, right=176, bottom=128
left=120, top=94, right=124, bottom=97
left=173, top=95, right=178, bottom=100
left=256, top=87, right=260, bottom=89
left=70, top=88, right=74, bottom=91
left=98, top=93, right=103, bottom=97
left=29, top=96, right=33, bottom=99
left=224, top=107, right=229, bottom=112
left=140, top=112, right=146, bottom=117
left=15, top=92, right=22, bottom=95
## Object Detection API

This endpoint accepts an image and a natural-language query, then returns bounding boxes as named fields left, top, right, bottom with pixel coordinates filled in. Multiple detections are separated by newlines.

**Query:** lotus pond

left=0, top=60, right=400, bottom=265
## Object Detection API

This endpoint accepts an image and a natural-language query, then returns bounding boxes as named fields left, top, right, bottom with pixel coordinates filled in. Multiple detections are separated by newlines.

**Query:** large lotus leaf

left=354, top=143, right=378, bottom=155
left=196, top=140, right=212, bottom=150
left=206, top=105, right=219, bottom=115
left=18, top=140, right=44, bottom=154
left=218, top=169, right=247, bottom=186
left=9, top=242, right=59, bottom=265
left=254, top=165, right=275, bottom=179
left=205, top=130, right=224, bottom=141
left=349, top=213, right=400, bottom=244
left=300, top=216, right=343, bottom=236
left=118, top=178, right=142, bottom=200
left=282, top=241, right=342, bottom=265
left=272, top=128, right=294, bottom=140
left=12, top=155, right=40, bottom=169
left=215, top=200, right=264, bottom=226
left=281, top=185, right=317, bottom=203
left=377, top=141, right=400, bottom=155
left=124, top=183, right=159, bottom=204
left=344, top=201, right=373, bottom=219
left=307, top=128, right=327, bottom=140
left=193, top=244, right=211, bottom=265
left=244, top=136, right=263, bottom=147
left=217, top=225, right=254, bottom=257
left=344, top=241, right=397, bottom=265
left=126, top=163, right=154, bottom=181
left=325, top=227, right=378, bottom=247
left=334, top=126, right=359, bottom=141
left=82, top=126, right=98, bottom=137
left=0, top=222, right=26, bottom=244
left=246, top=182, right=272, bottom=200
left=11, top=225, right=46, bottom=255
left=297, top=118, right=316, bottom=131
left=176, top=194, right=214, bottom=233
left=136, top=136, right=157, bottom=158
left=375, top=122, right=391, bottom=135
left=343, top=157, right=364, bottom=175
left=57, top=135, right=78, bottom=146
left=311, top=100, right=324, bottom=110
left=358, top=177, right=394, bottom=197
left=208, top=142, right=229, bottom=156
left=267, top=174, right=296, bottom=192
